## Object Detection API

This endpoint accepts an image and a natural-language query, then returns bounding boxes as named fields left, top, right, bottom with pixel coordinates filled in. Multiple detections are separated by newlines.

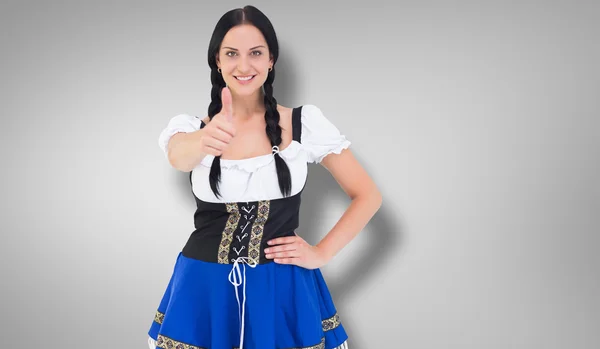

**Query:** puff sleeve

left=301, top=105, right=351, bottom=163
left=157, top=114, right=202, bottom=157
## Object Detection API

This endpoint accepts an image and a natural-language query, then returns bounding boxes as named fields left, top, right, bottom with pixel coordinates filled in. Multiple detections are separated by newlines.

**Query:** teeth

left=236, top=75, right=254, bottom=81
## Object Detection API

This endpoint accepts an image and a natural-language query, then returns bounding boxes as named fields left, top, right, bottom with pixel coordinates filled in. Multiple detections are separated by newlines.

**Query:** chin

left=228, top=83, right=261, bottom=96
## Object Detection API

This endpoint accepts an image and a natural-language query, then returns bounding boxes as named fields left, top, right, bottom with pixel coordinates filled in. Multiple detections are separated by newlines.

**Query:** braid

left=263, top=67, right=292, bottom=197
left=208, top=68, right=226, bottom=198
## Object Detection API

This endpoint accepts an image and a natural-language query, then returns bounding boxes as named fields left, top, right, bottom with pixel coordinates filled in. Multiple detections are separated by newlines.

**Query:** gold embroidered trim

left=322, top=312, right=341, bottom=331
left=247, top=200, right=270, bottom=264
left=284, top=337, right=325, bottom=349
left=154, top=310, right=164, bottom=324
left=218, top=203, right=240, bottom=264
left=155, top=315, right=328, bottom=348
left=156, top=334, right=207, bottom=349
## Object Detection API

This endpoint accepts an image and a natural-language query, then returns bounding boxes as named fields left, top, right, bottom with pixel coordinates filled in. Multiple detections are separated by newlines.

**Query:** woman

left=148, top=5, right=381, bottom=349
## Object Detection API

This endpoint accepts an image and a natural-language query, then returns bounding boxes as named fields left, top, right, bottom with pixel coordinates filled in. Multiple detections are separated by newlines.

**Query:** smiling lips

left=234, top=75, right=256, bottom=84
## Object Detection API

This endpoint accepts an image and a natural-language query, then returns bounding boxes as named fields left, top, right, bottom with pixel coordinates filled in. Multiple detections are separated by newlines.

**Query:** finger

left=267, top=236, right=298, bottom=246
left=266, top=251, right=301, bottom=259
left=203, top=144, right=222, bottom=156
left=215, top=120, right=236, bottom=138
left=204, top=137, right=228, bottom=151
left=264, top=244, right=297, bottom=254
left=208, top=127, right=233, bottom=144
left=221, top=87, right=233, bottom=122
left=274, top=257, right=300, bottom=265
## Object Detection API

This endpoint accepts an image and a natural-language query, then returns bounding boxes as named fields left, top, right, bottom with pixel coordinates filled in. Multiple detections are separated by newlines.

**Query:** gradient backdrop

left=1, top=1, right=599, bottom=348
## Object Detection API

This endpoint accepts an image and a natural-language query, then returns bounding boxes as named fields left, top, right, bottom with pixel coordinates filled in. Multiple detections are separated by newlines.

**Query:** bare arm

left=264, top=148, right=382, bottom=269
left=166, top=129, right=208, bottom=172
left=315, top=149, right=382, bottom=259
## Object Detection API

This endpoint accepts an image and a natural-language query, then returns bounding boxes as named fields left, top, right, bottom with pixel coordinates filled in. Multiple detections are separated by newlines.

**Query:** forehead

left=221, top=24, right=267, bottom=50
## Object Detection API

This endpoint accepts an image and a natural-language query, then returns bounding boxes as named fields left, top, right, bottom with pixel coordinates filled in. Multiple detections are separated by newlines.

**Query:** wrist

left=315, top=242, right=335, bottom=263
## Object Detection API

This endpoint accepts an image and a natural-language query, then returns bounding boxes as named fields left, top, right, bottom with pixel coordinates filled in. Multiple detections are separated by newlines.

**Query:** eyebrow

left=222, top=45, right=266, bottom=51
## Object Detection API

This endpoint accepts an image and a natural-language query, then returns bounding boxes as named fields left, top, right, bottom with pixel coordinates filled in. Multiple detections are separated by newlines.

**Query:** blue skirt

left=148, top=252, right=349, bottom=349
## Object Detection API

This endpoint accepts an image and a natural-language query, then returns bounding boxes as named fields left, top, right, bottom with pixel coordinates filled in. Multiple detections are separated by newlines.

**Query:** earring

left=268, top=67, right=272, bottom=72
left=217, top=68, right=222, bottom=73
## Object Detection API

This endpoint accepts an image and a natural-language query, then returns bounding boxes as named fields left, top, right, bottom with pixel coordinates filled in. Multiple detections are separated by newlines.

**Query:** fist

left=200, top=87, right=236, bottom=156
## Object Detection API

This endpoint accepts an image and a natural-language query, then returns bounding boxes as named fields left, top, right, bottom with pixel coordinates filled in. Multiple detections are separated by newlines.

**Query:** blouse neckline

left=218, top=140, right=298, bottom=163
left=199, top=140, right=303, bottom=172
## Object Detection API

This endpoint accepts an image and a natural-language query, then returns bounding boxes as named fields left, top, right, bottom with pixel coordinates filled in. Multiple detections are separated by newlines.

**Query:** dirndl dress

left=149, top=105, right=351, bottom=349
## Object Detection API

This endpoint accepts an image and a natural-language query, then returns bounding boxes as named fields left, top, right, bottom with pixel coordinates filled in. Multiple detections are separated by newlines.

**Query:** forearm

left=316, top=190, right=382, bottom=260
left=167, top=130, right=208, bottom=172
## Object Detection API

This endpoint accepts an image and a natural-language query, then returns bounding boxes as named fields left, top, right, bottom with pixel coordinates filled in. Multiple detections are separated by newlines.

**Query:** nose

left=237, top=55, right=250, bottom=73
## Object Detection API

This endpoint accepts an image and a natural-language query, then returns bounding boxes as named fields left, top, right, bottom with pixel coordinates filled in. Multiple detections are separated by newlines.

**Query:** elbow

left=353, top=186, right=382, bottom=210
left=366, top=181, right=383, bottom=211
left=167, top=151, right=193, bottom=173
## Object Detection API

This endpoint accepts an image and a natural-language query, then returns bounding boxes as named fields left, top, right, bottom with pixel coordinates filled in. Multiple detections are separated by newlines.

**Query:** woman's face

left=217, top=24, right=273, bottom=97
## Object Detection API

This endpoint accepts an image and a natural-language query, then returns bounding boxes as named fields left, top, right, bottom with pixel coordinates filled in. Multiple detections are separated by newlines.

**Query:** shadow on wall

left=271, top=40, right=299, bottom=107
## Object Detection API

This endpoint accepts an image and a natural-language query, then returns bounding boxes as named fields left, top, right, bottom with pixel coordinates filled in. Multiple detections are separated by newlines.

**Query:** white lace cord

left=228, top=256, right=258, bottom=349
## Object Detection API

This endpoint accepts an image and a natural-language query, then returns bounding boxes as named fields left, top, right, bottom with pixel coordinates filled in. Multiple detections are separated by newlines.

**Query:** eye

left=226, top=51, right=237, bottom=57
left=251, top=50, right=262, bottom=56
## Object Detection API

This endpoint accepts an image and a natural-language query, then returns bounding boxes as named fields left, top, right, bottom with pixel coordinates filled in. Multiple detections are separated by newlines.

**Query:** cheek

left=259, top=57, right=271, bottom=68
left=222, top=62, right=236, bottom=73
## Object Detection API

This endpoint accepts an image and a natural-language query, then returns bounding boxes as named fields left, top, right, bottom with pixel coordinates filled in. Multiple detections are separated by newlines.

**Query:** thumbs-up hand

left=200, top=87, right=237, bottom=157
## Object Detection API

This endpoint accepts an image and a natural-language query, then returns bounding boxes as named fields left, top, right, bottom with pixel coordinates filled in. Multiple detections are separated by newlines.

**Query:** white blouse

left=158, top=104, right=351, bottom=203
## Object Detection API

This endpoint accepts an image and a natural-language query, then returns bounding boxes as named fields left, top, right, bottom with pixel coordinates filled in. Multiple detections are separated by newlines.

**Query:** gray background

left=1, top=0, right=599, bottom=348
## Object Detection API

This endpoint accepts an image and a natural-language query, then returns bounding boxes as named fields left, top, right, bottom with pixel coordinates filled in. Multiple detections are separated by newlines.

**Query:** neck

left=230, top=88, right=266, bottom=120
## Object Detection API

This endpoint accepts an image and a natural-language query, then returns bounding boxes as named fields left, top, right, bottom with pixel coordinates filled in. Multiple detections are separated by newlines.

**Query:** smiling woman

left=148, top=5, right=381, bottom=349
left=219, top=39, right=270, bottom=87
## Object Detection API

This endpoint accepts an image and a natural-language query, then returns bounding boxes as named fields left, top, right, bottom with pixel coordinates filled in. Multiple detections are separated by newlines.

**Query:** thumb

left=221, top=86, right=233, bottom=122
